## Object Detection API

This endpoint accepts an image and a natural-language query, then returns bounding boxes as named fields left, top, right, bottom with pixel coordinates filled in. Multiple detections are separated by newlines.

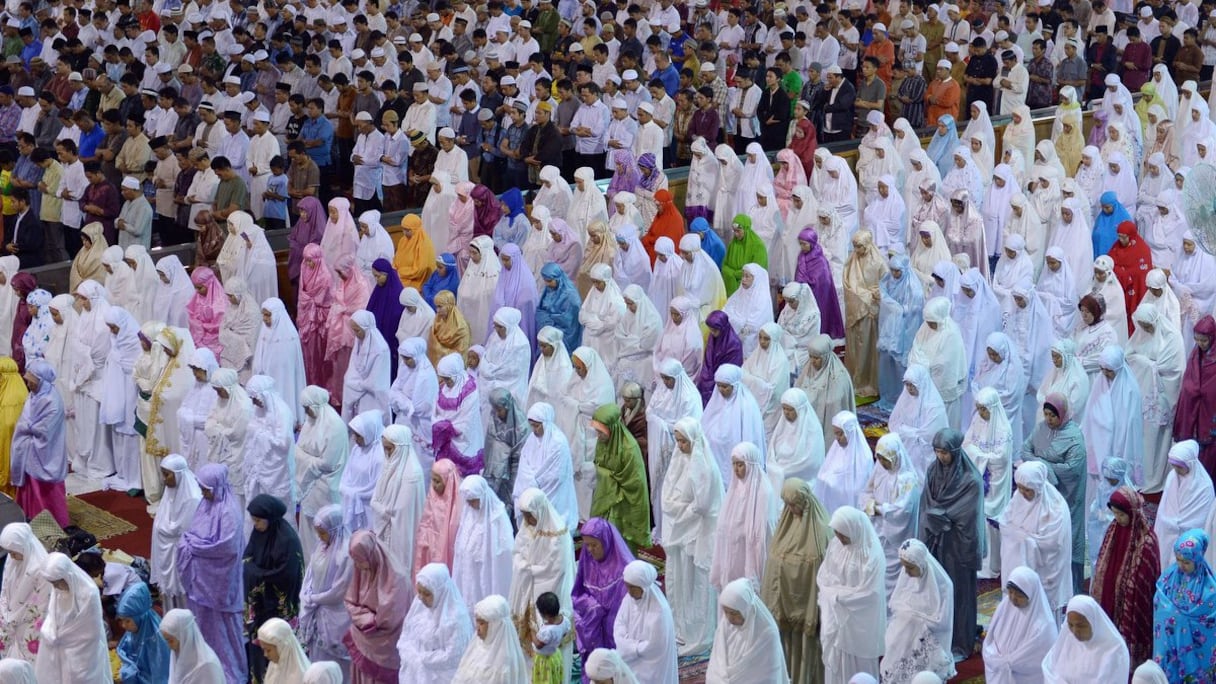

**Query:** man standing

left=925, top=58, right=961, bottom=125
left=855, top=56, right=887, bottom=130
left=350, top=111, right=384, bottom=215
left=963, top=37, right=997, bottom=114
left=247, top=111, right=278, bottom=221
left=1026, top=39, right=1055, bottom=109
left=298, top=98, right=333, bottom=203
left=997, top=49, right=1028, bottom=115
left=115, top=176, right=151, bottom=249
left=727, top=69, right=761, bottom=152
left=820, top=64, right=855, bottom=142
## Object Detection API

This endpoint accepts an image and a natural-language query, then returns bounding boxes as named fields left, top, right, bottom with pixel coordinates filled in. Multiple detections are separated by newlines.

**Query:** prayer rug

left=677, top=652, right=710, bottom=683
left=67, top=495, right=139, bottom=540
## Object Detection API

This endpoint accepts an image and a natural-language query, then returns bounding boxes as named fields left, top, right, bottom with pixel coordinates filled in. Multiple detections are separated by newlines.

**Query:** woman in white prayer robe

left=389, top=339, right=438, bottom=465
left=160, top=607, right=227, bottom=683
left=644, top=360, right=702, bottom=528
left=706, top=577, right=790, bottom=684
left=202, top=367, right=251, bottom=507
left=585, top=649, right=640, bottom=683
left=396, top=288, right=435, bottom=348
left=479, top=307, right=531, bottom=410
left=910, top=222, right=952, bottom=292
left=767, top=387, right=824, bottom=485
left=526, top=327, right=573, bottom=410
left=97, top=307, right=141, bottom=493
left=1173, top=232, right=1216, bottom=351
left=648, top=238, right=681, bottom=324
left=963, top=387, right=1015, bottom=578
left=252, top=298, right=307, bottom=427
left=1142, top=268, right=1182, bottom=333
left=814, top=411, right=874, bottom=516
left=709, top=442, right=779, bottom=591
left=508, top=488, right=575, bottom=675
left=1037, top=249, right=1080, bottom=338
left=993, top=235, right=1034, bottom=312
left=0, top=257, right=20, bottom=355
left=1153, top=439, right=1215, bottom=570
left=614, top=284, right=662, bottom=391
left=45, top=294, right=79, bottom=462
left=817, top=506, right=886, bottom=684
left=433, top=352, right=485, bottom=462
left=569, top=168, right=609, bottom=243
left=677, top=233, right=728, bottom=321
left=685, top=138, right=719, bottom=223
left=101, top=246, right=137, bottom=312
left=712, top=145, right=744, bottom=241
left=613, top=560, right=678, bottom=684
left=861, top=433, right=922, bottom=599
left=355, top=211, right=396, bottom=280
left=453, top=475, right=515, bottom=616
left=797, top=334, right=856, bottom=451
left=34, top=553, right=110, bottom=684
left=451, top=594, right=529, bottom=684
left=660, top=417, right=722, bottom=656
left=1145, top=191, right=1187, bottom=273
left=982, top=566, right=1059, bottom=684
left=971, top=331, right=1029, bottom=451
left=701, top=364, right=768, bottom=484
left=369, top=423, right=425, bottom=574
left=341, top=310, right=392, bottom=422
left=654, top=295, right=705, bottom=381
left=999, top=461, right=1073, bottom=612
left=0, top=523, right=50, bottom=662
left=242, top=375, right=297, bottom=519
left=1007, top=281, right=1057, bottom=434
left=457, top=236, right=502, bottom=345
left=1006, top=194, right=1046, bottom=277
left=217, top=277, right=261, bottom=382
left=154, top=255, right=194, bottom=329
left=1046, top=200, right=1095, bottom=301
left=723, top=263, right=773, bottom=358
left=337, top=409, right=386, bottom=533
left=941, top=148, right=986, bottom=206
left=612, top=224, right=652, bottom=292
left=863, top=175, right=906, bottom=255
left=907, top=297, right=969, bottom=429
left=741, top=323, right=790, bottom=434
left=1124, top=302, right=1185, bottom=492
left=1040, top=595, right=1130, bottom=683
left=513, top=402, right=579, bottom=530
left=217, top=212, right=278, bottom=304
left=397, top=562, right=472, bottom=684
left=608, top=193, right=643, bottom=236
left=1089, top=256, right=1129, bottom=345
left=1080, top=346, right=1146, bottom=495
left=1036, top=340, right=1092, bottom=426
left=1075, top=147, right=1105, bottom=215
left=70, top=280, right=111, bottom=478
left=558, top=346, right=615, bottom=519
left=776, top=282, right=819, bottom=372
left=295, top=386, right=348, bottom=559
left=881, top=538, right=955, bottom=683
left=523, top=207, right=556, bottom=283
left=819, top=156, right=860, bottom=239
left=579, top=263, right=626, bottom=368
left=152, top=456, right=202, bottom=608
left=889, top=364, right=950, bottom=475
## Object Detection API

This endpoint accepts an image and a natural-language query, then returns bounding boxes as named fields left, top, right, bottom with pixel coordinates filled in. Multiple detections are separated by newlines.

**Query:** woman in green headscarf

left=722, top=214, right=769, bottom=295
left=589, top=403, right=651, bottom=552
left=1135, top=83, right=1164, bottom=135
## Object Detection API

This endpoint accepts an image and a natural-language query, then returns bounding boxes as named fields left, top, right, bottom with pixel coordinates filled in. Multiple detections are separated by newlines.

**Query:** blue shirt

left=264, top=174, right=289, bottom=221
left=653, top=65, right=680, bottom=97
left=78, top=125, right=104, bottom=160
left=299, top=115, right=333, bottom=166
left=19, top=41, right=41, bottom=69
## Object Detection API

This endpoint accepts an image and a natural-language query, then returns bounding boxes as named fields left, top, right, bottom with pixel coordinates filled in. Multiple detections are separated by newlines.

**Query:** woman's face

left=903, top=380, right=919, bottom=397
left=501, top=253, right=513, bottom=269
left=374, top=270, right=388, bottom=286
left=259, top=641, right=280, bottom=663
left=669, top=308, right=683, bottom=325
left=1017, top=483, right=1036, bottom=501
left=1101, top=367, right=1117, bottom=382
left=1117, top=234, right=1130, bottom=246
left=723, top=606, right=745, bottom=626
left=1177, top=554, right=1197, bottom=574
left=1196, top=333, right=1211, bottom=352
left=716, top=381, right=734, bottom=399
left=435, top=299, right=451, bottom=317
left=953, top=156, right=965, bottom=169
left=937, top=122, right=948, bottom=135
left=470, top=247, right=483, bottom=264
left=1052, top=350, right=1063, bottom=368
left=1066, top=612, right=1093, bottom=642
left=1061, top=207, right=1074, bottom=223
left=624, top=298, right=637, bottom=314
left=593, top=279, right=606, bottom=292
left=758, top=331, right=770, bottom=350
left=475, top=617, right=489, bottom=640
left=674, top=431, right=692, bottom=454
left=500, top=201, right=510, bottom=215
left=810, top=354, right=825, bottom=371
left=466, top=351, right=480, bottom=369
left=934, top=447, right=952, bottom=465
left=732, top=458, right=747, bottom=480
left=1112, top=507, right=1131, bottom=526
left=381, top=435, right=396, bottom=454
left=970, top=138, right=981, bottom=153
left=328, top=206, right=339, bottom=222
left=573, top=357, right=588, bottom=378
left=833, top=425, right=847, bottom=446
left=1006, top=584, right=1029, bottom=608
left=661, top=374, right=676, bottom=390
left=732, top=226, right=745, bottom=241
left=415, top=583, right=435, bottom=608
left=585, top=536, right=605, bottom=561
left=540, top=341, right=555, bottom=358
left=349, top=320, right=366, bottom=339
left=1044, top=408, right=1063, bottom=429
left=740, top=270, right=754, bottom=289
left=493, top=322, right=507, bottom=339
left=431, top=470, right=445, bottom=495
left=799, top=239, right=812, bottom=253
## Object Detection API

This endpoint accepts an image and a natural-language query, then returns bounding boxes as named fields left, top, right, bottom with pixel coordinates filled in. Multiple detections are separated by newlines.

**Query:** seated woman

left=880, top=539, right=955, bottom=683
left=1041, top=595, right=1130, bottom=683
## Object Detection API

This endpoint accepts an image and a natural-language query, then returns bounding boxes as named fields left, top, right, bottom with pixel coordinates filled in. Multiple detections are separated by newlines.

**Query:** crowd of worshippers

left=0, top=0, right=1213, bottom=682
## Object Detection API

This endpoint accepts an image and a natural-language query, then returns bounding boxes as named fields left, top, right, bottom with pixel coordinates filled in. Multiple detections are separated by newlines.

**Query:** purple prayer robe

left=488, top=243, right=539, bottom=356
left=288, top=196, right=327, bottom=282
left=696, top=310, right=744, bottom=405
left=571, top=518, right=636, bottom=680
left=795, top=227, right=846, bottom=339
left=177, top=463, right=248, bottom=684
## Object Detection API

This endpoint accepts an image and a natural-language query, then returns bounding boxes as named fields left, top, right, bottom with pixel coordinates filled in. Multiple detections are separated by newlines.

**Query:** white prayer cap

left=139, top=29, right=156, bottom=43
left=227, top=44, right=244, bottom=56
left=701, top=62, right=716, bottom=72
left=354, top=111, right=373, bottom=122
left=824, top=65, right=842, bottom=75
left=872, top=22, right=886, bottom=32
left=121, top=176, right=140, bottom=190
left=611, top=97, right=628, bottom=109
left=945, top=42, right=961, bottom=53
left=254, top=110, right=272, bottom=122
left=426, top=12, right=440, bottom=21
left=519, top=19, right=532, bottom=28
left=439, top=127, right=456, bottom=138
left=409, top=32, right=423, bottom=42
left=500, top=75, right=516, bottom=85
left=936, top=59, right=951, bottom=69
left=223, top=75, right=241, bottom=86
left=237, top=92, right=257, bottom=105
left=1140, top=6, right=1152, bottom=16
left=370, top=47, right=386, bottom=58
left=622, top=69, right=639, bottom=80
left=638, top=102, right=654, bottom=115
left=901, top=19, right=914, bottom=29
left=351, top=48, right=366, bottom=60
left=16, top=86, right=33, bottom=97
left=69, top=71, right=83, bottom=81
left=253, top=49, right=269, bottom=62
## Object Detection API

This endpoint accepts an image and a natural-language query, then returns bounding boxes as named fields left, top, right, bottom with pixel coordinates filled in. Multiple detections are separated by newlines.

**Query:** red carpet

left=78, top=489, right=154, bottom=558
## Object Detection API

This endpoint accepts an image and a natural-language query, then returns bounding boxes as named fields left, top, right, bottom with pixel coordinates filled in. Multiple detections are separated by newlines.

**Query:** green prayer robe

left=589, top=403, right=652, bottom=551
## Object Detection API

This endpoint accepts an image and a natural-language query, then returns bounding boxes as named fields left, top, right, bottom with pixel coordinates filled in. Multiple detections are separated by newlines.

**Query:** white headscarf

left=863, top=174, right=908, bottom=254
left=862, top=433, right=923, bottom=597
left=653, top=296, right=705, bottom=387
left=882, top=538, right=955, bottom=683
left=889, top=364, right=950, bottom=475
left=686, top=138, right=720, bottom=213
left=481, top=307, right=531, bottom=409
left=814, top=411, right=875, bottom=515
left=964, top=100, right=996, bottom=151
left=776, top=282, right=819, bottom=370
left=398, top=563, right=472, bottom=683
left=161, top=608, right=225, bottom=683
left=434, top=352, right=485, bottom=455
left=993, top=234, right=1034, bottom=309
left=713, top=145, right=744, bottom=237
left=514, top=403, right=579, bottom=530
left=660, top=416, right=722, bottom=564
left=0, top=522, right=51, bottom=641
left=677, top=233, right=727, bottom=318
left=820, top=156, right=860, bottom=236
left=1036, top=339, right=1091, bottom=424
left=569, top=167, right=609, bottom=242
left=102, top=245, right=137, bottom=311
left=151, top=455, right=202, bottom=597
left=580, top=262, right=626, bottom=366
left=648, top=237, right=681, bottom=323
left=723, top=263, right=774, bottom=357
left=258, top=618, right=312, bottom=684
left=615, top=284, right=663, bottom=390
left=1154, top=440, right=1216, bottom=569
left=526, top=327, right=574, bottom=409
left=735, top=142, right=775, bottom=216
left=766, top=387, right=824, bottom=485
left=1037, top=247, right=1080, bottom=337
left=701, top=364, right=768, bottom=484
left=535, top=166, right=574, bottom=220
left=584, top=649, right=642, bottom=684
left=506, top=488, right=575, bottom=641
left=339, top=410, right=389, bottom=532
left=452, top=595, right=529, bottom=684
left=457, top=236, right=503, bottom=345
left=982, top=566, right=1059, bottom=683
left=999, top=462, right=1074, bottom=611
left=907, top=297, right=969, bottom=403
left=36, top=553, right=110, bottom=683
left=1041, top=595, right=1130, bottom=683
left=397, top=287, right=436, bottom=343
left=709, top=442, right=779, bottom=591
left=613, top=561, right=678, bottom=684
left=817, top=507, right=887, bottom=662
left=705, top=578, right=790, bottom=684
left=252, top=298, right=307, bottom=425
left=453, top=475, right=515, bottom=614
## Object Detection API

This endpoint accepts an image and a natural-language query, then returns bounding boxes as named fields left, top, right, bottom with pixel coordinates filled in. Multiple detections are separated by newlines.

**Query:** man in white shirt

left=632, top=102, right=664, bottom=168
left=55, top=139, right=88, bottom=254
left=511, top=21, right=541, bottom=64
left=571, top=82, right=611, bottom=170
left=997, top=49, right=1028, bottom=114
left=426, top=61, right=455, bottom=129
left=647, top=82, right=677, bottom=164
left=716, top=9, right=746, bottom=66
left=899, top=19, right=927, bottom=74
left=1202, top=11, right=1216, bottom=81
left=1088, top=0, right=1117, bottom=37
left=350, top=111, right=385, bottom=214
left=945, top=5, right=972, bottom=45
left=1137, top=6, right=1160, bottom=44
left=603, top=97, right=637, bottom=171
left=728, top=69, right=761, bottom=151
left=247, top=110, right=279, bottom=220
left=809, top=21, right=841, bottom=69
left=401, top=82, right=437, bottom=155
